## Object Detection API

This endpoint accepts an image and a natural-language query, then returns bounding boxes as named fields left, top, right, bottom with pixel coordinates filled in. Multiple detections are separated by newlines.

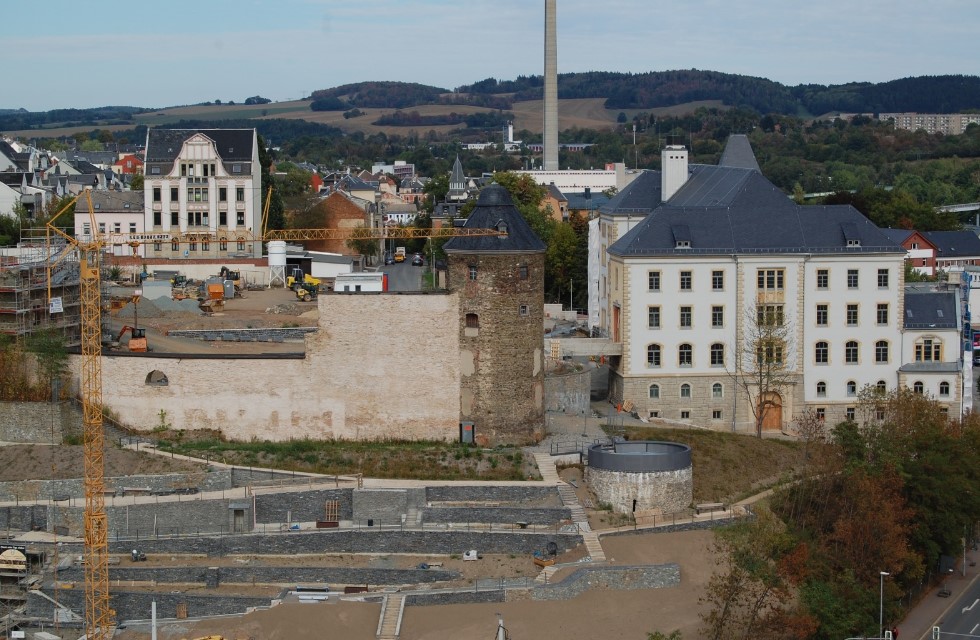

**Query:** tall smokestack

left=543, top=0, right=559, bottom=171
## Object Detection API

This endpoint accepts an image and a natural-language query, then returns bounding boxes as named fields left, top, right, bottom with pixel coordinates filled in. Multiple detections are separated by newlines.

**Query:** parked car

left=384, top=252, right=394, bottom=265
left=411, top=254, right=424, bottom=266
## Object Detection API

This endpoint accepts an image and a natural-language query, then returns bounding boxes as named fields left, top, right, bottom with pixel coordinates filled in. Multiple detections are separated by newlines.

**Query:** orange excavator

left=115, top=326, right=148, bottom=352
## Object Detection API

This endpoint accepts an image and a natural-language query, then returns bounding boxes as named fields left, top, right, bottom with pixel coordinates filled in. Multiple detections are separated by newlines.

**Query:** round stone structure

left=585, top=441, right=693, bottom=515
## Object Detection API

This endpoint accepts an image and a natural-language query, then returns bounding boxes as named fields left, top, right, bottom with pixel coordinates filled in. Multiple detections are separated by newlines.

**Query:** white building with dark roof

left=141, top=128, right=262, bottom=258
left=598, top=135, right=967, bottom=432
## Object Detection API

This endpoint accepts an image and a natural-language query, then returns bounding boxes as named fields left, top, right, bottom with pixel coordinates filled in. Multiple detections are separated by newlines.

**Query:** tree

left=25, top=330, right=69, bottom=401
left=129, top=172, right=144, bottom=191
left=257, top=134, right=285, bottom=230
left=730, top=304, right=795, bottom=437
left=791, top=407, right=826, bottom=462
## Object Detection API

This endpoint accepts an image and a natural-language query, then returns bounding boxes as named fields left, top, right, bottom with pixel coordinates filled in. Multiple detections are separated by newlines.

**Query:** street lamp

left=879, top=571, right=890, bottom=639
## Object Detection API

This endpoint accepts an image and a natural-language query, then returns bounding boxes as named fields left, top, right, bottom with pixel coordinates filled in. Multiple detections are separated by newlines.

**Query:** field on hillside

left=2, top=97, right=727, bottom=140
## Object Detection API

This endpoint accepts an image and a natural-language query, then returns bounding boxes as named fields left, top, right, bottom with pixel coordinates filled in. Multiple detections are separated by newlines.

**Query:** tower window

left=465, top=313, right=479, bottom=328
left=468, top=265, right=478, bottom=281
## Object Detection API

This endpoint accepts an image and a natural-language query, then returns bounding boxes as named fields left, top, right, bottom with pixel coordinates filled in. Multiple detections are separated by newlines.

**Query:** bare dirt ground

left=126, top=529, right=715, bottom=640
left=0, top=445, right=203, bottom=482
left=108, top=288, right=316, bottom=355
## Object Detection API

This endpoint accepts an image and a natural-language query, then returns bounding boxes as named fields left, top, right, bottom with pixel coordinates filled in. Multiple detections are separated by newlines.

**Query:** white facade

left=516, top=163, right=633, bottom=194
left=142, top=130, right=262, bottom=259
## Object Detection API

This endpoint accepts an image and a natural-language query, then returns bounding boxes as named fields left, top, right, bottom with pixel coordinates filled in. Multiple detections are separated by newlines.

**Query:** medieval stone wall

left=586, top=466, right=693, bottom=515
left=76, top=293, right=461, bottom=441
left=450, top=253, right=545, bottom=444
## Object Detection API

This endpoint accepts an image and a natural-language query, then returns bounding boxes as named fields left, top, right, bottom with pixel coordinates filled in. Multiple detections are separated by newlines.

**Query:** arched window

left=465, top=313, right=479, bottom=328
left=939, top=381, right=950, bottom=396
left=846, top=380, right=857, bottom=396
left=145, top=370, right=169, bottom=386
left=876, top=380, right=887, bottom=393
left=913, top=381, right=924, bottom=394
left=875, top=340, right=889, bottom=364
left=646, top=344, right=662, bottom=367
left=815, top=341, right=828, bottom=364
left=845, top=340, right=859, bottom=364
left=816, top=381, right=826, bottom=397
left=680, top=383, right=692, bottom=398
left=710, top=343, right=724, bottom=366
left=712, top=383, right=723, bottom=398
left=678, top=343, right=693, bottom=366
left=649, top=384, right=660, bottom=399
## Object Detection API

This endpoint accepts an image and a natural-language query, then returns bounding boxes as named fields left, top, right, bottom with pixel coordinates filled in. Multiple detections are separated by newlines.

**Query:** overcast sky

left=7, top=0, right=979, bottom=112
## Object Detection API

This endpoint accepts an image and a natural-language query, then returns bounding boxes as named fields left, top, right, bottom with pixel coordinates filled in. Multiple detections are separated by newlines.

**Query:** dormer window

left=496, top=220, right=508, bottom=234
left=847, top=239, right=861, bottom=247
left=676, top=240, right=690, bottom=248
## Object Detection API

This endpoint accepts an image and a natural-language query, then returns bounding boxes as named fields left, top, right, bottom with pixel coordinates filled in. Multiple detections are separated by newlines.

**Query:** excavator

left=115, top=326, right=148, bottom=352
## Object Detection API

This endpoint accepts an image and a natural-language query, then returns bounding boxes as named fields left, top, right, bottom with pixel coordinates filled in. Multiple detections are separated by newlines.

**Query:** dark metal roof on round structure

left=588, top=441, right=692, bottom=473
left=443, top=183, right=547, bottom=255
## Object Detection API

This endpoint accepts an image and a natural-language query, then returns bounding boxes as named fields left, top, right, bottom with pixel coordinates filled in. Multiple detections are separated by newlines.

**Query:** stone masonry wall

left=531, top=564, right=680, bottom=601
left=421, top=507, right=569, bottom=525
left=0, top=402, right=80, bottom=442
left=0, top=471, right=229, bottom=502
left=425, top=485, right=559, bottom=505
left=0, top=505, right=46, bottom=531
left=103, top=530, right=583, bottom=556
left=59, top=498, right=251, bottom=538
left=451, top=252, right=545, bottom=444
left=544, top=367, right=591, bottom=414
left=57, top=565, right=457, bottom=586
left=27, top=589, right=272, bottom=623
left=254, top=488, right=353, bottom=523
left=73, top=292, right=462, bottom=441
left=167, top=327, right=317, bottom=342
left=586, top=466, right=693, bottom=515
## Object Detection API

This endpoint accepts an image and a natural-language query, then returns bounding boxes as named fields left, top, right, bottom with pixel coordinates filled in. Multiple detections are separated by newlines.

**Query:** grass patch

left=616, top=425, right=806, bottom=504
left=156, top=437, right=532, bottom=481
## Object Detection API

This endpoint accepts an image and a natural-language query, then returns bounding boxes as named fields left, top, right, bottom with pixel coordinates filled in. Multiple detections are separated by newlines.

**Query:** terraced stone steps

left=533, top=453, right=562, bottom=484
left=377, top=593, right=404, bottom=640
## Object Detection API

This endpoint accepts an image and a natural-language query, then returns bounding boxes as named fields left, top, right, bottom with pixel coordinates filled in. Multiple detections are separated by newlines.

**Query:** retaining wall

left=0, top=505, right=46, bottom=531
left=422, top=507, right=569, bottom=525
left=0, top=471, right=227, bottom=503
left=352, top=488, right=425, bottom=522
left=544, top=367, right=592, bottom=414
left=167, top=327, right=317, bottom=342
left=424, top=485, right=559, bottom=505
left=531, top=563, right=680, bottom=601
left=105, top=530, right=583, bottom=556
left=58, top=565, right=457, bottom=586
left=27, top=588, right=272, bottom=623
left=0, top=402, right=79, bottom=443
left=58, top=498, right=253, bottom=539
left=405, top=590, right=505, bottom=606
left=254, top=488, right=353, bottom=524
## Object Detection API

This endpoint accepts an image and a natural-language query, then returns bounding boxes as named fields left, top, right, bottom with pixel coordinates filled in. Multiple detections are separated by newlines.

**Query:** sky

left=6, top=0, right=980, bottom=112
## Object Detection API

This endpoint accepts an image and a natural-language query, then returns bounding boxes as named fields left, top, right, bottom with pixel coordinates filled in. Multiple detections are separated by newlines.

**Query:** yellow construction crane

left=42, top=188, right=502, bottom=640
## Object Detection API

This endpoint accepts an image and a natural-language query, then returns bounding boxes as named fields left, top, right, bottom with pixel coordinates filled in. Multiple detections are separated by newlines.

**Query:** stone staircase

left=581, top=530, right=606, bottom=562
left=533, top=452, right=562, bottom=484
left=404, top=507, right=421, bottom=527
left=534, top=564, right=561, bottom=585
left=377, top=593, right=405, bottom=640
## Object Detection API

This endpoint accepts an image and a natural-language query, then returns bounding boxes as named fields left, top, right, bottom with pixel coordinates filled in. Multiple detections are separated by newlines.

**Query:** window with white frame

left=678, top=343, right=693, bottom=366
left=679, top=271, right=692, bottom=291
left=815, top=341, right=829, bottom=364
left=816, top=381, right=826, bottom=397
left=649, top=384, right=660, bottom=399
left=847, top=269, right=859, bottom=288
left=712, top=270, right=724, bottom=290
left=877, top=268, right=889, bottom=288
left=875, top=340, right=889, bottom=363
left=845, top=340, right=859, bottom=363
left=710, top=343, right=724, bottom=366
left=647, top=344, right=662, bottom=367
left=648, top=306, right=661, bottom=329
left=846, top=380, right=857, bottom=396
left=914, top=337, right=942, bottom=362
left=680, top=383, right=691, bottom=398
left=757, top=268, right=785, bottom=291
left=877, top=303, right=888, bottom=325
left=648, top=271, right=661, bottom=291
left=712, top=382, right=723, bottom=398
left=939, top=381, right=950, bottom=396
left=679, top=306, right=692, bottom=328
left=913, top=381, right=924, bottom=394
left=711, top=306, right=724, bottom=327
left=816, top=269, right=829, bottom=289
left=816, top=304, right=828, bottom=326
left=846, top=304, right=859, bottom=326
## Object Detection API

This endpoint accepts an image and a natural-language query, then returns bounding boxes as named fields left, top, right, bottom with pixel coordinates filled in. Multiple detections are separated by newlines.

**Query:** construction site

left=0, top=242, right=81, bottom=347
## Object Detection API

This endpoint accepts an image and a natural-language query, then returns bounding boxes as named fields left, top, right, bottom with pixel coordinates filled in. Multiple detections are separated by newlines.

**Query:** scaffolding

left=0, top=241, right=81, bottom=346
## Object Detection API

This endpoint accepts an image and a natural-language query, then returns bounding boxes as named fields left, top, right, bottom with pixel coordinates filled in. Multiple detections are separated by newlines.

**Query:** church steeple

left=448, top=155, right=466, bottom=201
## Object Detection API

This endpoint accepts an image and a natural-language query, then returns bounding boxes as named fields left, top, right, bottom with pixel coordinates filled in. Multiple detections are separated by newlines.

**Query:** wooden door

left=759, top=393, right=783, bottom=431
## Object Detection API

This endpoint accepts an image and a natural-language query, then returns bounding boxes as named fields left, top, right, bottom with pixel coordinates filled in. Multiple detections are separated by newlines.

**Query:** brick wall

left=305, top=192, right=369, bottom=254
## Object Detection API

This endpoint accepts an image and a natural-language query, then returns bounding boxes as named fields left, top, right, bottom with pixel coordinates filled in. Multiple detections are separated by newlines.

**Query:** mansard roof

left=145, top=129, right=255, bottom=163
left=903, top=290, right=958, bottom=330
left=923, top=230, right=980, bottom=258
left=443, top=183, right=546, bottom=254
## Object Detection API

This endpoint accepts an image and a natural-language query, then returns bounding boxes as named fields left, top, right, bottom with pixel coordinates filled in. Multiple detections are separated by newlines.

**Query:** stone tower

left=444, top=184, right=547, bottom=444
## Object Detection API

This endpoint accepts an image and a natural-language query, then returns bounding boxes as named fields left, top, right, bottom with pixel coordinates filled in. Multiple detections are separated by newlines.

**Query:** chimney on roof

left=661, top=145, right=689, bottom=202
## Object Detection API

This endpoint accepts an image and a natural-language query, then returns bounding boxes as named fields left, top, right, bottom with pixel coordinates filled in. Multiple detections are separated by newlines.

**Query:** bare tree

left=730, top=305, right=796, bottom=438
left=791, top=408, right=826, bottom=461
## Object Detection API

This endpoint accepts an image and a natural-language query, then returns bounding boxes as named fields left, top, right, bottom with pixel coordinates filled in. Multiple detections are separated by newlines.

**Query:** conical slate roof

left=443, top=184, right=546, bottom=254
